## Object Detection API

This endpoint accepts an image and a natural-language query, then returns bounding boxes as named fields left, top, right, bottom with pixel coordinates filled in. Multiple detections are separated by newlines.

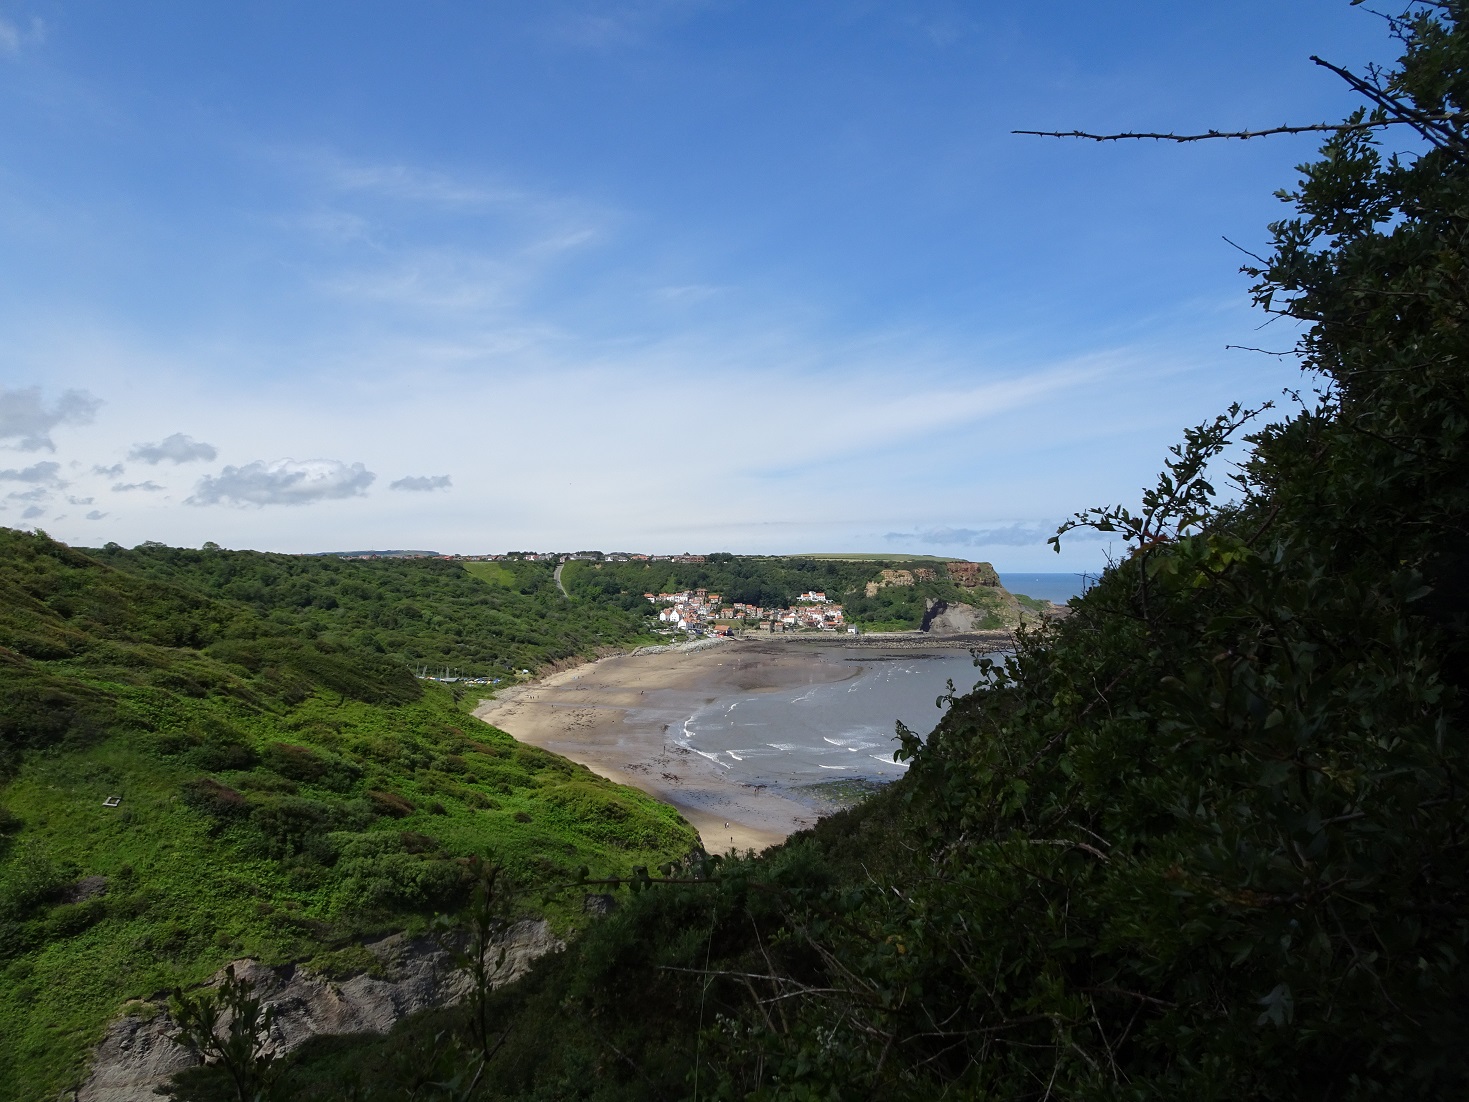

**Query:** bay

left=677, top=646, right=992, bottom=790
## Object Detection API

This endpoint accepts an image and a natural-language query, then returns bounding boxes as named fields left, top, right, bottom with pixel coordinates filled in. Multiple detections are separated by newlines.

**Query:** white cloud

left=20, top=504, right=43, bottom=519
left=85, top=509, right=107, bottom=520
left=112, top=480, right=165, bottom=493
left=129, top=433, right=219, bottom=464
left=0, top=387, right=102, bottom=451
left=7, top=486, right=50, bottom=501
left=188, top=459, right=375, bottom=507
left=389, top=474, right=452, bottom=492
left=92, top=463, right=125, bottom=477
left=0, top=460, right=65, bottom=486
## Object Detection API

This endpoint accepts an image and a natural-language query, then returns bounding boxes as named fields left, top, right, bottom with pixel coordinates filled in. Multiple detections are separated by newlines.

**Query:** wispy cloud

left=295, top=158, right=608, bottom=322
left=0, top=387, right=101, bottom=451
left=188, top=459, right=375, bottom=507
left=742, top=357, right=1106, bottom=478
left=85, top=509, right=107, bottom=520
left=0, top=15, right=45, bottom=58
left=653, top=283, right=723, bottom=304
left=320, top=249, right=522, bottom=315
left=886, top=522, right=1111, bottom=548
left=390, top=474, right=452, bottom=492
left=543, top=0, right=717, bottom=50
left=297, top=151, right=610, bottom=248
left=323, top=160, right=525, bottom=209
left=112, top=481, right=165, bottom=493
left=129, top=433, right=219, bottom=464
left=92, top=463, right=125, bottom=477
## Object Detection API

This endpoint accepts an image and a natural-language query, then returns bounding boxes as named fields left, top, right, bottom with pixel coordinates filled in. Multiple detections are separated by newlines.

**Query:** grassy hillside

left=86, top=542, right=660, bottom=682
left=0, top=530, right=697, bottom=1101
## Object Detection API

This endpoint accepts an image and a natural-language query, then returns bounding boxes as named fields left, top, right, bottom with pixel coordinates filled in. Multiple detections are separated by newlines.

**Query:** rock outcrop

left=864, top=569, right=916, bottom=598
left=74, top=919, right=562, bottom=1102
left=921, top=600, right=990, bottom=634
left=945, top=561, right=1001, bottom=588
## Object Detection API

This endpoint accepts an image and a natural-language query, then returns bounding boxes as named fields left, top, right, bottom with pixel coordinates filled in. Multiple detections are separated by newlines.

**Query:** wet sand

left=472, top=634, right=1006, bottom=853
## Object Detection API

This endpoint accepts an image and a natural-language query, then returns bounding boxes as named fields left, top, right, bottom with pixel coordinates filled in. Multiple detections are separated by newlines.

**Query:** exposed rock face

left=74, top=919, right=562, bottom=1102
left=74, top=1014, right=194, bottom=1102
left=864, top=569, right=916, bottom=597
left=921, top=600, right=989, bottom=634
left=945, top=562, right=1000, bottom=588
left=63, top=875, right=109, bottom=903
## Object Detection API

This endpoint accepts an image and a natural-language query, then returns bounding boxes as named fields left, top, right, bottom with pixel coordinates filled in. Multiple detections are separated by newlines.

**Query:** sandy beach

left=473, top=633, right=1007, bottom=853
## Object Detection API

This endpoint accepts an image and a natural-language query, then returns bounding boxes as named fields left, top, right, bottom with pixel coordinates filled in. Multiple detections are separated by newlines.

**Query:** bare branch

left=1221, top=236, right=1271, bottom=265
left=1225, top=345, right=1298, bottom=358
left=1014, top=111, right=1467, bottom=144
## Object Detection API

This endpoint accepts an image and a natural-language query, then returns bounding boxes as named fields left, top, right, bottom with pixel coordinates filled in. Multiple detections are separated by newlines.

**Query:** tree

left=170, top=965, right=278, bottom=1102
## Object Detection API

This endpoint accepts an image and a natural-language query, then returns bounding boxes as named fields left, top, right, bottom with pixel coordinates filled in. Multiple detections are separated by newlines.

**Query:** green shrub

left=44, top=898, right=106, bottom=939
left=366, top=790, right=414, bottom=818
left=0, top=664, right=115, bottom=776
left=330, top=832, right=469, bottom=914
left=263, top=743, right=361, bottom=791
left=181, top=777, right=250, bottom=819
left=0, top=843, right=71, bottom=921
left=249, top=795, right=341, bottom=857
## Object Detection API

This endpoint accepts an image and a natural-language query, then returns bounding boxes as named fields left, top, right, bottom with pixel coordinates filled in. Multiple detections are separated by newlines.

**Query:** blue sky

left=0, top=2, right=1391, bottom=567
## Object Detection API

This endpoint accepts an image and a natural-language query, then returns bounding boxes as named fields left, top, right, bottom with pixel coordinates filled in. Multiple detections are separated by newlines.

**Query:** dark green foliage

left=262, top=743, right=362, bottom=791
left=90, top=544, right=659, bottom=681
left=367, top=790, right=416, bottom=818
left=180, top=777, right=250, bottom=819
left=0, top=657, right=116, bottom=778
left=684, top=20, right=1468, bottom=1088
left=331, top=831, right=470, bottom=913
left=262, top=798, right=902, bottom=1101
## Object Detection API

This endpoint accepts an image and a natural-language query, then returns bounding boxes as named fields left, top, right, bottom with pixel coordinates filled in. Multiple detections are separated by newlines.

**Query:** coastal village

left=647, top=587, right=850, bottom=635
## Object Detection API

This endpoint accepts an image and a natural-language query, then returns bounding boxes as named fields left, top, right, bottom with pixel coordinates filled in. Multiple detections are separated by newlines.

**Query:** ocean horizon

left=998, top=571, right=1098, bottom=605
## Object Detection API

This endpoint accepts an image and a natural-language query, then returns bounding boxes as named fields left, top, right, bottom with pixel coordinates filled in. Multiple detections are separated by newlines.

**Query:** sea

left=997, top=571, right=1095, bottom=604
left=677, top=647, right=993, bottom=792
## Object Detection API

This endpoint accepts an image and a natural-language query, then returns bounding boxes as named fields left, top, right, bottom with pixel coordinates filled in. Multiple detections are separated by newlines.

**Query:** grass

left=1011, top=592, right=1052, bottom=613
left=0, top=682, right=698, bottom=1102
left=0, top=531, right=699, bottom=1101
left=460, top=562, right=516, bottom=588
